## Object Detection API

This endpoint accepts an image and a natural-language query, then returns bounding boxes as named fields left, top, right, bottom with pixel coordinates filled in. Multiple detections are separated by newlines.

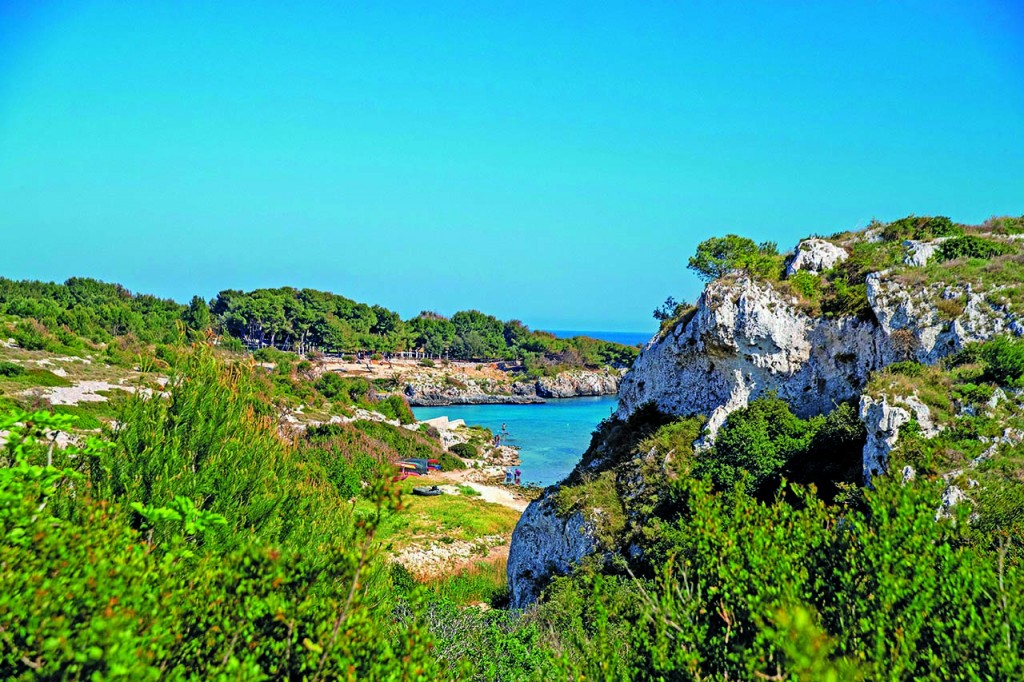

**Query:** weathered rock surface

left=859, top=393, right=938, bottom=485
left=902, top=238, right=948, bottom=267
left=619, top=271, right=1022, bottom=439
left=866, top=276, right=1020, bottom=364
left=507, top=490, right=598, bottom=609
left=617, top=276, right=883, bottom=435
left=404, top=369, right=621, bottom=406
left=786, top=238, right=849, bottom=275
left=536, top=370, right=621, bottom=398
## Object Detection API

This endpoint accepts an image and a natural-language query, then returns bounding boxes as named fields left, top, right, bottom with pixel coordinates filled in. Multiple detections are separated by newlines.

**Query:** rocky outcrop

left=405, top=369, right=621, bottom=406
left=866, top=276, right=1020, bottom=364
left=617, top=276, right=882, bottom=434
left=786, top=239, right=848, bottom=275
left=859, top=393, right=938, bottom=485
left=902, top=238, right=948, bottom=267
left=507, top=490, right=598, bottom=609
left=511, top=229, right=1024, bottom=608
left=536, top=370, right=621, bottom=398
left=618, top=270, right=1022, bottom=439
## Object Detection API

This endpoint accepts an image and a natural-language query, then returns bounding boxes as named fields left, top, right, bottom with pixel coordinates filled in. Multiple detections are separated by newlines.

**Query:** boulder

left=786, top=239, right=848, bottom=275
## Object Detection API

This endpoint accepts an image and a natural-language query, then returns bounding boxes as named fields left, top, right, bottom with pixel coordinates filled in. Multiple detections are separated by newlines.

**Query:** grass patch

left=365, top=474, right=521, bottom=551
left=50, top=401, right=119, bottom=429
left=422, top=556, right=508, bottom=606
left=553, top=469, right=625, bottom=549
left=0, top=368, right=72, bottom=392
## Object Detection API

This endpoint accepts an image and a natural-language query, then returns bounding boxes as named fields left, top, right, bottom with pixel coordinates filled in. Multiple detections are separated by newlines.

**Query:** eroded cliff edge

left=509, top=217, right=1024, bottom=608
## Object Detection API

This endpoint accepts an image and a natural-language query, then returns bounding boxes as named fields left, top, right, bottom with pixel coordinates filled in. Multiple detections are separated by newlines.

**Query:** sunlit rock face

left=617, top=276, right=883, bottom=438
left=507, top=490, right=598, bottom=609
left=786, top=238, right=849, bottom=275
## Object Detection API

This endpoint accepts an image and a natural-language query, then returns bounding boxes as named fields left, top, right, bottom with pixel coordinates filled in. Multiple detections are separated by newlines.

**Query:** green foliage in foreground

left=529, top=476, right=1024, bottom=681
left=0, top=350, right=441, bottom=680
left=4, top=337, right=1023, bottom=680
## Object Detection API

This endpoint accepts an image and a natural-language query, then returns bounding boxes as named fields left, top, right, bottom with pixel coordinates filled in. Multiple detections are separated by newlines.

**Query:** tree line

left=0, top=277, right=639, bottom=368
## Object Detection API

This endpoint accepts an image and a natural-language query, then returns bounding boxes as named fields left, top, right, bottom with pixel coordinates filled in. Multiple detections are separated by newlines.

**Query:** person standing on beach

left=514, top=469, right=521, bottom=486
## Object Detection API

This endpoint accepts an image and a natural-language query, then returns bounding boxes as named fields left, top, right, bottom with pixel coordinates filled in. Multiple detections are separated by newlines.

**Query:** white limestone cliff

left=507, top=490, right=598, bottom=609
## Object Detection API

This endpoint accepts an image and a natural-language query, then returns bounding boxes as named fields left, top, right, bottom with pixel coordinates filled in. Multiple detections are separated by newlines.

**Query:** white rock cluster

left=902, top=238, right=949, bottom=267
left=786, top=238, right=849, bottom=275
left=617, top=276, right=881, bottom=437
left=859, top=393, right=938, bottom=485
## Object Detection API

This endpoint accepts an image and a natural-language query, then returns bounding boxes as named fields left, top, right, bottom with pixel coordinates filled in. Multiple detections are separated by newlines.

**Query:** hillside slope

left=510, top=214, right=1024, bottom=609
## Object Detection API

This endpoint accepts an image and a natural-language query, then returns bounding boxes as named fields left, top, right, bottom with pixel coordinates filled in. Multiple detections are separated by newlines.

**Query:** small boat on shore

left=412, top=485, right=443, bottom=497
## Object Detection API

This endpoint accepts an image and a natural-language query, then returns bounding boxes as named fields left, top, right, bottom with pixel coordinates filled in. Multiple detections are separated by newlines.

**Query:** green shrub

left=252, top=346, right=298, bottom=364
left=419, top=358, right=436, bottom=367
left=788, top=270, right=821, bottom=299
left=316, top=373, right=370, bottom=404
left=694, top=395, right=862, bottom=500
left=982, top=335, right=1024, bottom=387
left=0, top=361, right=24, bottom=378
left=820, top=279, right=872, bottom=320
left=438, top=451, right=467, bottom=471
left=986, top=215, right=1024, bottom=235
left=695, top=392, right=814, bottom=495
left=953, top=382, right=996, bottom=406
left=881, top=215, right=963, bottom=241
left=888, top=360, right=926, bottom=377
left=374, top=394, right=416, bottom=424
left=11, top=319, right=54, bottom=351
left=219, top=334, right=245, bottom=352
left=450, top=442, right=478, bottom=459
left=936, top=235, right=1014, bottom=261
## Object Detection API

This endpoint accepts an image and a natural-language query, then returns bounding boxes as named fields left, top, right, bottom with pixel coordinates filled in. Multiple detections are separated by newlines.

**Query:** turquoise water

left=413, top=395, right=618, bottom=487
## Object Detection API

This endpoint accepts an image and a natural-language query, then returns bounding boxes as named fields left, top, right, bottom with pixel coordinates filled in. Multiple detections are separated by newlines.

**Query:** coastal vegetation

left=0, top=278, right=638, bottom=378
left=4, top=214, right=1024, bottom=679
left=503, top=214, right=1024, bottom=679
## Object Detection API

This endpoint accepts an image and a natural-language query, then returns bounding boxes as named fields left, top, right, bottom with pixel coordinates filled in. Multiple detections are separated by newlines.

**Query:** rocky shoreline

left=404, top=369, right=623, bottom=406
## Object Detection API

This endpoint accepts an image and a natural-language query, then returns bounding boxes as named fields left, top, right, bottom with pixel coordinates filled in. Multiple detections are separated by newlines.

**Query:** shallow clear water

left=413, top=395, right=618, bottom=487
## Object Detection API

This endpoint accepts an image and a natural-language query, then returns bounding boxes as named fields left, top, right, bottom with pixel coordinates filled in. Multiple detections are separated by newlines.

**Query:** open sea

left=549, top=329, right=653, bottom=347
left=413, top=395, right=618, bottom=487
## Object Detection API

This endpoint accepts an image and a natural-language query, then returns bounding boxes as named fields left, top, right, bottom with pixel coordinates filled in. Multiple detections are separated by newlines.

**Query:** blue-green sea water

left=413, top=395, right=618, bottom=487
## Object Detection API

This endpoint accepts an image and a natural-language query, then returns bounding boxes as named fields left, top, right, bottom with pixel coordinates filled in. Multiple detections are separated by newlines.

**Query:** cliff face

left=618, top=254, right=1020, bottom=438
left=404, top=368, right=622, bottom=406
left=616, top=275, right=883, bottom=435
left=508, top=228, right=1024, bottom=609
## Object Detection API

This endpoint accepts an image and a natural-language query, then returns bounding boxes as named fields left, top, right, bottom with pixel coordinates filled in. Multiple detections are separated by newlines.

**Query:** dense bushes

left=437, top=451, right=468, bottom=471
left=694, top=394, right=863, bottom=499
left=0, top=358, right=440, bottom=679
left=982, top=335, right=1024, bottom=387
left=450, top=442, right=478, bottom=459
left=881, top=214, right=963, bottom=241
left=937, top=235, right=1015, bottom=261
left=0, top=361, right=24, bottom=377
left=535, top=476, right=1024, bottom=681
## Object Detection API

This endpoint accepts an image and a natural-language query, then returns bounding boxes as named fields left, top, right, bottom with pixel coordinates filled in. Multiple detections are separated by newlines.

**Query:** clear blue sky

left=1, top=1, right=1021, bottom=332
